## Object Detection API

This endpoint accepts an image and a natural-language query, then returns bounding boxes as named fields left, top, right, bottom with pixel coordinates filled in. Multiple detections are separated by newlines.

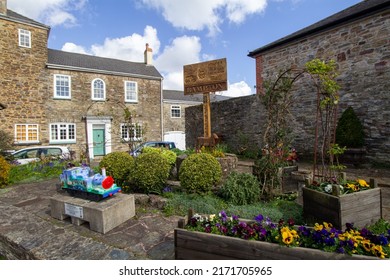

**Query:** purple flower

left=255, top=214, right=264, bottom=223
left=219, top=211, right=228, bottom=222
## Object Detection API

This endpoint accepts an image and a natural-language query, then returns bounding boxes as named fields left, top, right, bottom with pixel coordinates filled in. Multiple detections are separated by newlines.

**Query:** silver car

left=10, top=146, right=71, bottom=165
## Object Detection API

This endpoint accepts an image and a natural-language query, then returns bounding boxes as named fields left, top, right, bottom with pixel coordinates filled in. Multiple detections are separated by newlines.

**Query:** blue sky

left=8, top=0, right=362, bottom=97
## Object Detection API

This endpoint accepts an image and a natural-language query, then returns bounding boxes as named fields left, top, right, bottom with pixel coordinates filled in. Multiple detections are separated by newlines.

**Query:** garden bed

left=174, top=228, right=377, bottom=260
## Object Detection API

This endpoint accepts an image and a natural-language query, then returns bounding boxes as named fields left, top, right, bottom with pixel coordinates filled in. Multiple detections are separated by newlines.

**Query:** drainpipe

left=82, top=115, right=90, bottom=165
left=160, top=78, right=164, bottom=141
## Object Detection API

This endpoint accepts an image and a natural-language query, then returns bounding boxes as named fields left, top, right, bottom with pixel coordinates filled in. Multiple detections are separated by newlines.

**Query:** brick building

left=0, top=0, right=163, bottom=160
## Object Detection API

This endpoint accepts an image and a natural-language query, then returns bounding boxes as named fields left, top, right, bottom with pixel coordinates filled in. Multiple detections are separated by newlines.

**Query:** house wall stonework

left=186, top=9, right=390, bottom=164
left=43, top=70, right=162, bottom=156
left=0, top=18, right=49, bottom=139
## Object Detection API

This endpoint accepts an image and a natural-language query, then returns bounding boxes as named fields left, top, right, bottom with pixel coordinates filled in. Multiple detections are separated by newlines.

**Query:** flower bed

left=303, top=179, right=381, bottom=230
left=175, top=211, right=389, bottom=260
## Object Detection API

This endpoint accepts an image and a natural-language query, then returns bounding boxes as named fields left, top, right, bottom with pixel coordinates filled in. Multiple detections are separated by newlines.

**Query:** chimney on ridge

left=0, top=0, right=7, bottom=15
left=144, top=43, right=153, bottom=65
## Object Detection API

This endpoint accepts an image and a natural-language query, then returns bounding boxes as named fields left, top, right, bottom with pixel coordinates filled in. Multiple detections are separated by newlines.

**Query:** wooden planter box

left=174, top=228, right=376, bottom=260
left=303, top=186, right=381, bottom=230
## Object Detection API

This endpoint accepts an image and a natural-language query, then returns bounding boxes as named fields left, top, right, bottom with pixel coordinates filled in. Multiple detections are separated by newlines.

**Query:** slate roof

left=248, top=0, right=390, bottom=57
left=47, top=49, right=163, bottom=79
left=4, top=9, right=50, bottom=29
left=163, top=89, right=231, bottom=103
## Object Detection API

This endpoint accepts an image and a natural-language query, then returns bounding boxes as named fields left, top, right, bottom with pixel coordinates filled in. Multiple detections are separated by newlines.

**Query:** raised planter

left=303, top=185, right=381, bottom=230
left=174, top=228, right=376, bottom=260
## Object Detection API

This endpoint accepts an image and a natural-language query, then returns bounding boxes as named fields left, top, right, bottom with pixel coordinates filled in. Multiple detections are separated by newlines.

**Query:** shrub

left=132, top=152, right=170, bottom=194
left=99, top=152, right=134, bottom=187
left=179, top=153, right=222, bottom=194
left=0, top=156, right=10, bottom=188
left=142, top=146, right=177, bottom=165
left=218, top=171, right=261, bottom=205
left=336, top=106, right=364, bottom=148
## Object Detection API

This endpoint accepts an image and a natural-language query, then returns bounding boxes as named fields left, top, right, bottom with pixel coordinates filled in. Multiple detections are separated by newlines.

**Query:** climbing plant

left=255, top=59, right=341, bottom=196
left=305, top=59, right=341, bottom=180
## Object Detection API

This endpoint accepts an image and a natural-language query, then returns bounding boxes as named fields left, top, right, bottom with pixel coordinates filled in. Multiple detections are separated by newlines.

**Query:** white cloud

left=140, top=0, right=267, bottom=36
left=154, top=35, right=202, bottom=90
left=61, top=42, right=88, bottom=54
left=222, top=81, right=254, bottom=97
left=7, top=0, right=86, bottom=27
left=90, top=26, right=160, bottom=62
left=60, top=26, right=160, bottom=62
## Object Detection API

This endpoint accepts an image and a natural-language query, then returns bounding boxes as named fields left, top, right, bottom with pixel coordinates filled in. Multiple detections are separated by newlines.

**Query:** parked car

left=9, top=146, right=71, bottom=165
left=130, top=141, right=176, bottom=157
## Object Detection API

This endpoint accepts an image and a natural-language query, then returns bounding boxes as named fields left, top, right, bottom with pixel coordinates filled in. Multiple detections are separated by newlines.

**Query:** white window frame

left=18, top=29, right=31, bottom=48
left=14, top=124, right=39, bottom=143
left=121, top=123, right=142, bottom=141
left=171, top=105, right=181, bottom=118
left=91, top=78, right=106, bottom=101
left=124, top=81, right=138, bottom=102
left=54, top=74, right=71, bottom=99
left=50, top=123, right=76, bottom=144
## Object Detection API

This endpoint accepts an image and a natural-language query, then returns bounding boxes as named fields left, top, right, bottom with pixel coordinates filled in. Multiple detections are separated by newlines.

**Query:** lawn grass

left=163, top=192, right=305, bottom=225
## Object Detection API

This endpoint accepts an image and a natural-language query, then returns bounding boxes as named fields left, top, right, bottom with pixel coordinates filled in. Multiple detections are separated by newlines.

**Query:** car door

left=13, top=148, right=40, bottom=165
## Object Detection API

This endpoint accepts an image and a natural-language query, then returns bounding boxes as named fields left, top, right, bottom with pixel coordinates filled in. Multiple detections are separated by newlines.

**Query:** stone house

left=0, top=0, right=163, bottom=160
left=186, top=0, right=390, bottom=164
left=162, top=89, right=230, bottom=150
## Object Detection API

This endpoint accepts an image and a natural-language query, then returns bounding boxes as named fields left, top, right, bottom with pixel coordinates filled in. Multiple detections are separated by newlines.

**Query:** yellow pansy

left=357, top=179, right=369, bottom=187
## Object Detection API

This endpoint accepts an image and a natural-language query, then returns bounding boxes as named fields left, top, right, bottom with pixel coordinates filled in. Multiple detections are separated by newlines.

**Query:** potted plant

left=175, top=210, right=389, bottom=260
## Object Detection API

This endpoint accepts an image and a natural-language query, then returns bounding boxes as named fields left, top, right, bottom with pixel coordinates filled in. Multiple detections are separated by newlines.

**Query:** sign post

left=183, top=58, right=227, bottom=142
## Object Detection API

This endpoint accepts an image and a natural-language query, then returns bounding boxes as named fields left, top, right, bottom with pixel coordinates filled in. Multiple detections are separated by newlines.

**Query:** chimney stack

left=144, top=43, right=153, bottom=65
left=0, top=0, right=7, bottom=15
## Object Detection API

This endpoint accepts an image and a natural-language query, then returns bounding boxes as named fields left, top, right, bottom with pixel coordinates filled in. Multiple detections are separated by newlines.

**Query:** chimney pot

left=0, top=0, right=7, bottom=15
left=144, top=43, right=153, bottom=65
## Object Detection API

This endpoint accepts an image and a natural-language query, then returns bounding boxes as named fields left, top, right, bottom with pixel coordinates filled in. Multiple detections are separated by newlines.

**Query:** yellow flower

left=362, top=240, right=373, bottom=252
left=314, top=223, right=324, bottom=231
left=371, top=245, right=387, bottom=259
left=357, top=179, right=369, bottom=187
left=323, top=222, right=333, bottom=230
left=209, top=214, right=216, bottom=221
left=282, top=230, right=294, bottom=245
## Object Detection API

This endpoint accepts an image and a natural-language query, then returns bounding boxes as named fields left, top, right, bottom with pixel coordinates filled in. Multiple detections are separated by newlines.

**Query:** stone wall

left=186, top=96, right=266, bottom=153
left=0, top=18, right=49, bottom=139
left=186, top=10, right=390, bottom=164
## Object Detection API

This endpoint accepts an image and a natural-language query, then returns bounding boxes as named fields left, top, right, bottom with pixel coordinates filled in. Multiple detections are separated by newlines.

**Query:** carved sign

left=183, top=58, right=227, bottom=95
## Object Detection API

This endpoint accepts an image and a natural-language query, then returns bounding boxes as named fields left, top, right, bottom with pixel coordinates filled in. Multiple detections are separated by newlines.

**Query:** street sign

left=183, top=58, right=227, bottom=95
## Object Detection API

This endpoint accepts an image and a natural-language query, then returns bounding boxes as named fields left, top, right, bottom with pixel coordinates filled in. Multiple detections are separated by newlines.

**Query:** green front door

left=93, top=128, right=105, bottom=156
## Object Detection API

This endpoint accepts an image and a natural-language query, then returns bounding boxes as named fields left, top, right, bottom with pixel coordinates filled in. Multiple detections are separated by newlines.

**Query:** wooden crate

left=302, top=187, right=381, bottom=230
left=174, top=228, right=376, bottom=260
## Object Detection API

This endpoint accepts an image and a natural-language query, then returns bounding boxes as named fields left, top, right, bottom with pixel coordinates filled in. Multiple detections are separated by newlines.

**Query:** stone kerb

left=50, top=193, right=135, bottom=234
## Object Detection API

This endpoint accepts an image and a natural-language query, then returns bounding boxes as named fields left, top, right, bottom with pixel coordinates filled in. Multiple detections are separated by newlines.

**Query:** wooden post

left=203, top=93, right=211, bottom=138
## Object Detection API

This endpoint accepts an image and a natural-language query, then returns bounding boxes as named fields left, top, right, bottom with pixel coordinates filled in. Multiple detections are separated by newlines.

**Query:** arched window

left=91, top=78, right=105, bottom=100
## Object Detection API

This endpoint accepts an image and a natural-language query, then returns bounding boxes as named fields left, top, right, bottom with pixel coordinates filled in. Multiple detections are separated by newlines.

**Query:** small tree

left=336, top=106, right=364, bottom=148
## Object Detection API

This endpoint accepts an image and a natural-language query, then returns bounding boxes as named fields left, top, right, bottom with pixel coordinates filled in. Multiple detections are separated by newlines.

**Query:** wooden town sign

left=183, top=58, right=228, bottom=141
left=183, top=58, right=227, bottom=95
